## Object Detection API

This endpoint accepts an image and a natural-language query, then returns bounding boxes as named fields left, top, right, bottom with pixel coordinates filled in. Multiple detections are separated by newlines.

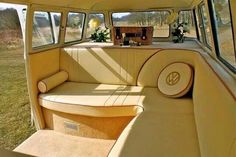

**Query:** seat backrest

left=193, top=54, right=236, bottom=157
left=60, top=47, right=158, bottom=85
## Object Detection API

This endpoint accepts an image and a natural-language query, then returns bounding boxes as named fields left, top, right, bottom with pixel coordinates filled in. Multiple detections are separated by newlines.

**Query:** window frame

left=32, top=11, right=57, bottom=49
left=193, top=8, right=201, bottom=42
left=207, top=0, right=236, bottom=73
left=199, top=3, right=212, bottom=50
left=111, top=10, right=171, bottom=38
left=50, top=12, right=63, bottom=44
left=64, top=11, right=86, bottom=43
left=28, top=6, right=66, bottom=53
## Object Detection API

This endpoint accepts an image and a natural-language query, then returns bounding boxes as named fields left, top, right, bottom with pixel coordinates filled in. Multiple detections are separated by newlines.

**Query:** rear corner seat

left=108, top=88, right=201, bottom=157
left=39, top=82, right=144, bottom=117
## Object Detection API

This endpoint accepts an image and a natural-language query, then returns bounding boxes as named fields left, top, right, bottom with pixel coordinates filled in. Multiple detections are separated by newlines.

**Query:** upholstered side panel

left=27, top=49, right=60, bottom=128
left=137, top=49, right=198, bottom=87
left=193, top=55, right=236, bottom=157
left=60, top=47, right=158, bottom=85
left=43, top=109, right=133, bottom=140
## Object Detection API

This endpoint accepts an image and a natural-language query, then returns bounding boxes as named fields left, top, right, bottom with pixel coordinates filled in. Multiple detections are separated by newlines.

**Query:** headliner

left=1, top=0, right=201, bottom=10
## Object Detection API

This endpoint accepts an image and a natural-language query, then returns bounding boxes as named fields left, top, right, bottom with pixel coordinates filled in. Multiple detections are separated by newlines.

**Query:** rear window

left=65, top=12, right=85, bottom=43
left=86, top=13, right=105, bottom=38
left=112, top=11, right=170, bottom=38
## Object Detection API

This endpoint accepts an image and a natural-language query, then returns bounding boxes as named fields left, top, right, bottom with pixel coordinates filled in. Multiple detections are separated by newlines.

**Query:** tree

left=0, top=8, right=21, bottom=30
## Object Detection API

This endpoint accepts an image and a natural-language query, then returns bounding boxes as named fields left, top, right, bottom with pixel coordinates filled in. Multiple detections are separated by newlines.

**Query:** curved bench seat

left=39, top=82, right=144, bottom=117
left=109, top=88, right=200, bottom=157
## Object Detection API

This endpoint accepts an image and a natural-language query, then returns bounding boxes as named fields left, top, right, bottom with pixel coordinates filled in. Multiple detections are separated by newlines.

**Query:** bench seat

left=109, top=88, right=201, bottom=157
left=39, top=82, right=144, bottom=117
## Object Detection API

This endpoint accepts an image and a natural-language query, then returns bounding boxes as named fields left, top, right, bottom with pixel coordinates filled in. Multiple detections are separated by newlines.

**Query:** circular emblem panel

left=166, top=72, right=180, bottom=86
left=157, top=62, right=193, bottom=98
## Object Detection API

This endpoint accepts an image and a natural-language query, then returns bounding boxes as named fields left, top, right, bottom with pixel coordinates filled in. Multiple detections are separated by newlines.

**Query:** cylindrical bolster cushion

left=157, top=62, right=193, bottom=98
left=38, top=71, right=68, bottom=93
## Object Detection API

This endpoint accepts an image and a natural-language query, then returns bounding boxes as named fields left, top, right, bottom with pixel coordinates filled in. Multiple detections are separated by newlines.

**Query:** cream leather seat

left=109, top=88, right=200, bottom=157
left=39, top=82, right=144, bottom=117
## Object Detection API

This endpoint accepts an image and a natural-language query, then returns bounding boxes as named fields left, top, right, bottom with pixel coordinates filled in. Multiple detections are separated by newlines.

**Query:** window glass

left=32, top=11, right=54, bottom=47
left=32, top=11, right=61, bottom=48
left=86, top=13, right=105, bottom=38
left=112, top=11, right=170, bottom=37
left=195, top=9, right=203, bottom=42
left=179, top=11, right=197, bottom=38
left=211, top=0, right=236, bottom=68
left=200, top=5, right=213, bottom=47
left=65, top=12, right=85, bottom=42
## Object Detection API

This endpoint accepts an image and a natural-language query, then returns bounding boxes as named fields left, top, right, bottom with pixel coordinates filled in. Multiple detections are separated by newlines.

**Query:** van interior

left=0, top=0, right=236, bottom=157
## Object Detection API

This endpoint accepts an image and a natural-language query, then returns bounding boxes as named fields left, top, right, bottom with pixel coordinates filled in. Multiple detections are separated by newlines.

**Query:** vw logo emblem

left=166, top=72, right=180, bottom=86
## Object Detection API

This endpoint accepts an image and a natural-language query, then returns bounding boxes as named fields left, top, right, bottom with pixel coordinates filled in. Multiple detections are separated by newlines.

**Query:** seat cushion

left=109, top=88, right=200, bottom=157
left=39, top=82, right=144, bottom=117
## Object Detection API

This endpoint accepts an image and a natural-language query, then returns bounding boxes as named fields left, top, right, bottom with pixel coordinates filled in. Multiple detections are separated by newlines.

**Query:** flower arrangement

left=171, top=22, right=190, bottom=43
left=90, top=27, right=110, bottom=42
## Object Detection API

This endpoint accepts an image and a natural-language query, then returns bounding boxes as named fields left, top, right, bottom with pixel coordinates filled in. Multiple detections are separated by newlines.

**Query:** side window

left=200, top=5, right=213, bottom=47
left=86, top=13, right=105, bottom=38
left=210, top=0, right=236, bottom=69
left=65, top=12, right=85, bottom=42
left=179, top=10, right=197, bottom=38
left=194, top=9, right=203, bottom=42
left=112, top=11, right=170, bottom=38
left=32, top=12, right=52, bottom=47
left=32, top=11, right=61, bottom=48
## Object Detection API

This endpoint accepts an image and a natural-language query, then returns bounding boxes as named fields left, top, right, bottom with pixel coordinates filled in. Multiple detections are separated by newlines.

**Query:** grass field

left=0, top=47, right=36, bottom=150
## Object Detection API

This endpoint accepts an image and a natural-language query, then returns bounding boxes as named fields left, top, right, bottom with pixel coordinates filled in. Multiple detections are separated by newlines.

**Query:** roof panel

left=3, top=0, right=199, bottom=10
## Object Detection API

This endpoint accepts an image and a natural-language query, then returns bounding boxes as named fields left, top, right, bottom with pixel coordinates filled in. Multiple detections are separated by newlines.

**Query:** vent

left=64, top=121, right=79, bottom=135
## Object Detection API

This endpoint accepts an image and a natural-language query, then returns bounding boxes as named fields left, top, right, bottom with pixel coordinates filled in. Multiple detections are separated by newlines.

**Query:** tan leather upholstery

left=27, top=48, right=60, bottom=128
left=137, top=49, right=197, bottom=87
left=193, top=56, right=236, bottom=157
left=43, top=109, right=133, bottom=139
left=109, top=87, right=200, bottom=157
left=60, top=47, right=158, bottom=85
left=39, top=82, right=144, bottom=117
left=38, top=71, right=68, bottom=93
left=157, top=62, right=193, bottom=97
left=110, top=49, right=236, bottom=157
left=26, top=46, right=235, bottom=157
